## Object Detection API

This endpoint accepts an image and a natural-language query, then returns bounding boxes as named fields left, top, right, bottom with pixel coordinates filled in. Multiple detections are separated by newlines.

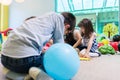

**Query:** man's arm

left=53, top=14, right=64, bottom=43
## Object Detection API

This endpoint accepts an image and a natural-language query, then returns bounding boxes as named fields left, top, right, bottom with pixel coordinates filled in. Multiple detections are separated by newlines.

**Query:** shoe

left=29, top=67, right=53, bottom=80
left=24, top=75, right=33, bottom=80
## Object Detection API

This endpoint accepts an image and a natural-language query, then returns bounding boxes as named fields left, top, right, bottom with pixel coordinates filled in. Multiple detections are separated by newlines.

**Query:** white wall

left=9, top=0, right=55, bottom=28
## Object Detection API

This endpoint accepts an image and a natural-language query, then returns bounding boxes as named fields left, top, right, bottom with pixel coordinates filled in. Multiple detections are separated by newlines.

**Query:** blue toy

left=43, top=43, right=80, bottom=80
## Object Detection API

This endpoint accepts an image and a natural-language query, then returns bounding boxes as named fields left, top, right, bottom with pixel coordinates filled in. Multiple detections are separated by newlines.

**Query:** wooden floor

left=0, top=55, right=120, bottom=80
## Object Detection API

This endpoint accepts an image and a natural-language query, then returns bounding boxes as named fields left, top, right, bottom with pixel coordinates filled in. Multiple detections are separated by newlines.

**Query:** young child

left=65, top=28, right=82, bottom=53
left=77, top=18, right=101, bottom=58
left=1, top=12, right=76, bottom=79
left=118, top=41, right=120, bottom=52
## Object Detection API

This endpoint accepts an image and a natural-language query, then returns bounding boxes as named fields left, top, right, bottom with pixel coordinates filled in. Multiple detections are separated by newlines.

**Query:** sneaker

left=29, top=67, right=53, bottom=80
left=24, top=75, right=33, bottom=80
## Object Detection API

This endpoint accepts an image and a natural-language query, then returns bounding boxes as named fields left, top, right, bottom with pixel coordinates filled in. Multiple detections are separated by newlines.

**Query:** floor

left=0, top=55, right=120, bottom=80
left=73, top=55, right=120, bottom=80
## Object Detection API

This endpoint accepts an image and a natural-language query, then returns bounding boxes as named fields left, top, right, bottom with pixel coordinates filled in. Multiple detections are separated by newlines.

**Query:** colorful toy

left=97, top=34, right=106, bottom=42
left=0, top=28, right=13, bottom=36
left=0, top=28, right=13, bottom=41
left=98, top=45, right=115, bottom=55
left=98, top=43, right=104, bottom=48
left=43, top=43, right=80, bottom=80
left=43, top=43, right=51, bottom=51
left=110, top=42, right=119, bottom=51
left=102, top=39, right=109, bottom=45
left=80, top=57, right=90, bottom=61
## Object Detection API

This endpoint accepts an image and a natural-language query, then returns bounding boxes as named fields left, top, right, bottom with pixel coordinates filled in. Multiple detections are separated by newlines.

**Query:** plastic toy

left=0, top=28, right=13, bottom=41
left=110, top=42, right=119, bottom=51
left=80, top=57, right=91, bottom=61
left=43, top=43, right=51, bottom=50
left=98, top=45, right=115, bottom=55
left=98, top=43, right=104, bottom=48
left=102, top=39, right=109, bottom=45
left=43, top=43, right=80, bottom=80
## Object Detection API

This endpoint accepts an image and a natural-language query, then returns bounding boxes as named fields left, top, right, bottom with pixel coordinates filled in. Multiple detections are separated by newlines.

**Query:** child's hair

left=78, top=18, right=94, bottom=38
left=25, top=16, right=36, bottom=21
left=65, top=31, right=76, bottom=46
left=113, top=34, right=120, bottom=42
left=61, top=12, right=76, bottom=31
left=118, top=43, right=120, bottom=51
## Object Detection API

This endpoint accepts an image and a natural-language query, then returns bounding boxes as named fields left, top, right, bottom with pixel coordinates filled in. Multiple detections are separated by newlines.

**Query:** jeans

left=1, top=54, right=44, bottom=73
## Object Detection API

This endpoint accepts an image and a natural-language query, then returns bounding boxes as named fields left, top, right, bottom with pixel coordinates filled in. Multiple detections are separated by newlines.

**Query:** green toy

left=98, top=45, right=115, bottom=55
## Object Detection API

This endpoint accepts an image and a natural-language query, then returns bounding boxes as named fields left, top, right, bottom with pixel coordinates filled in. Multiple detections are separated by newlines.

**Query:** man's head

left=61, top=12, right=76, bottom=35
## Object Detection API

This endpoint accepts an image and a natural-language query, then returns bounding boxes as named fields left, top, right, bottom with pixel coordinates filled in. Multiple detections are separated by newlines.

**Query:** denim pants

left=1, top=54, right=44, bottom=73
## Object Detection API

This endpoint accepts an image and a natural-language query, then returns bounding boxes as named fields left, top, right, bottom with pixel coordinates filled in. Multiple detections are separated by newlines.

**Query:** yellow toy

left=102, top=39, right=109, bottom=45
left=80, top=57, right=91, bottom=61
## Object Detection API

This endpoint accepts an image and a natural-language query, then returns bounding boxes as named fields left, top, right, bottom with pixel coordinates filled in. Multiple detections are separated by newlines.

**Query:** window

left=56, top=0, right=70, bottom=12
left=73, top=0, right=83, bottom=10
left=106, top=0, right=115, bottom=7
left=93, top=0, right=104, bottom=8
left=56, top=0, right=119, bottom=12
left=83, top=0, right=92, bottom=9
left=55, top=0, right=119, bottom=35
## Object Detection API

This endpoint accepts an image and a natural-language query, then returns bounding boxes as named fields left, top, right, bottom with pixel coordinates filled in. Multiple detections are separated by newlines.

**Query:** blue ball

left=43, top=43, right=80, bottom=80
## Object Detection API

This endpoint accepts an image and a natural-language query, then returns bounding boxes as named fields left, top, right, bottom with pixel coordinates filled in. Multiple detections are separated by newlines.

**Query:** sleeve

left=52, top=14, right=64, bottom=44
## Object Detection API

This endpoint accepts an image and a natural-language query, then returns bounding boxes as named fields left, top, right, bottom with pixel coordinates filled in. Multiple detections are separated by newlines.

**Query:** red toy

left=98, top=43, right=104, bottom=48
left=0, top=28, right=13, bottom=36
left=110, top=42, right=119, bottom=51
left=43, top=43, right=51, bottom=51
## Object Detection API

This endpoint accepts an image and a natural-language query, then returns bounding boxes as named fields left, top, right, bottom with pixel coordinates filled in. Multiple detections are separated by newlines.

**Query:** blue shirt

left=2, top=12, right=64, bottom=58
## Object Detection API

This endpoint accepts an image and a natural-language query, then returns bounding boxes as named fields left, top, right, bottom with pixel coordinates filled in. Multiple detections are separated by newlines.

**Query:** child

left=118, top=41, right=120, bottom=52
left=78, top=18, right=101, bottom=58
left=1, top=12, right=76, bottom=79
left=65, top=28, right=82, bottom=53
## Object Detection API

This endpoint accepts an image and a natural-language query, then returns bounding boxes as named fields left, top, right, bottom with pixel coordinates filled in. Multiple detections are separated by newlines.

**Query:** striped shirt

left=82, top=32, right=98, bottom=52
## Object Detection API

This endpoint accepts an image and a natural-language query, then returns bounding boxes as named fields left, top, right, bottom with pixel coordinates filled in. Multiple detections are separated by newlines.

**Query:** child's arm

left=73, top=32, right=82, bottom=48
left=85, top=33, right=95, bottom=55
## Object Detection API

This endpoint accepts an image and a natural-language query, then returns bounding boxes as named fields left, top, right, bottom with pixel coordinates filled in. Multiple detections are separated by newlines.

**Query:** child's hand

left=83, top=53, right=90, bottom=58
